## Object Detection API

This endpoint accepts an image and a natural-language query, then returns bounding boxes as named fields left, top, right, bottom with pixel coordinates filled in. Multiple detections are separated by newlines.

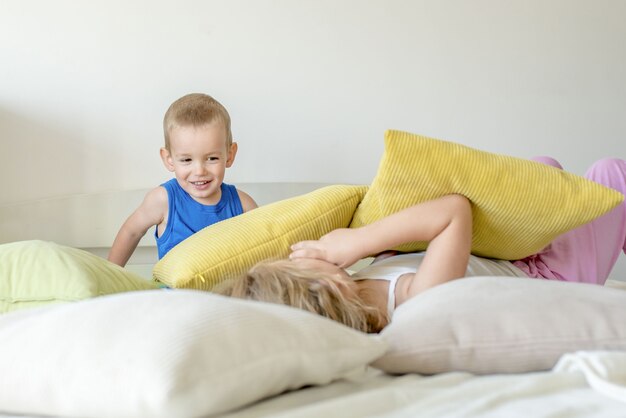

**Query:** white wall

left=1, top=0, right=625, bottom=277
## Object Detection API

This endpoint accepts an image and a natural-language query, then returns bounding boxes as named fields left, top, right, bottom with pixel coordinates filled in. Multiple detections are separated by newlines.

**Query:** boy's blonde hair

left=163, top=93, right=232, bottom=151
left=213, top=259, right=387, bottom=333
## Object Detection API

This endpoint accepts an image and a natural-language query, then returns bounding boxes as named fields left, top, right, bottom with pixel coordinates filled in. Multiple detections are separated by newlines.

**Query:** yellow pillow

left=153, top=185, right=368, bottom=290
left=350, top=130, right=624, bottom=260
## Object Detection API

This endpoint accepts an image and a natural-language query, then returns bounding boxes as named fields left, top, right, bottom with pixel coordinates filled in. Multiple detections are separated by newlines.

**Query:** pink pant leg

left=530, top=156, right=563, bottom=170
left=584, top=158, right=626, bottom=258
left=513, top=158, right=626, bottom=284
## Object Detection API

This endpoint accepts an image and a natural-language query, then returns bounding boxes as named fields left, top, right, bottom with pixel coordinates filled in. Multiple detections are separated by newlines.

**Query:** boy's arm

left=290, top=194, right=472, bottom=274
left=237, top=189, right=258, bottom=212
left=107, top=187, right=168, bottom=267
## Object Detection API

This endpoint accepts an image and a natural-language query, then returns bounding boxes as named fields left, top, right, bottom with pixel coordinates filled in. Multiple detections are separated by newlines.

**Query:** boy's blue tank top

left=155, top=179, right=243, bottom=259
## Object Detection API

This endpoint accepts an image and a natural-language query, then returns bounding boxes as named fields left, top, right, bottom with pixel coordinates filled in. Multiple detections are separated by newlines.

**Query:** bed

left=1, top=132, right=625, bottom=417
left=1, top=181, right=625, bottom=418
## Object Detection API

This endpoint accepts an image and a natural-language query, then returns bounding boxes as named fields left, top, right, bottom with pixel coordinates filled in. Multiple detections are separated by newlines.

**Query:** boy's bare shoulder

left=236, top=189, right=258, bottom=212
left=144, top=185, right=168, bottom=205
left=134, top=186, right=169, bottom=220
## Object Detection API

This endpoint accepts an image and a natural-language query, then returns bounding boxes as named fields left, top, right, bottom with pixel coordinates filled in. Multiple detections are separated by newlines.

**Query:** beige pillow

left=0, top=289, right=387, bottom=417
left=350, top=130, right=624, bottom=260
left=153, top=185, right=367, bottom=290
left=371, top=276, right=626, bottom=375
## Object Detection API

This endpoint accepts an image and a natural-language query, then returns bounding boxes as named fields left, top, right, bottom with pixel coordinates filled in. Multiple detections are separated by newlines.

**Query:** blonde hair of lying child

left=215, top=259, right=387, bottom=333
left=214, top=194, right=473, bottom=333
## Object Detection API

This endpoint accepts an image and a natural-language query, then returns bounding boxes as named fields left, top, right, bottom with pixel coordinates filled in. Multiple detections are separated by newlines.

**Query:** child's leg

left=513, top=157, right=626, bottom=285
left=583, top=158, right=626, bottom=257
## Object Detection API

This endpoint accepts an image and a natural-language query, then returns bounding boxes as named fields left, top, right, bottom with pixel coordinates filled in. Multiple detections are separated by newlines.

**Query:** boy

left=108, top=93, right=257, bottom=267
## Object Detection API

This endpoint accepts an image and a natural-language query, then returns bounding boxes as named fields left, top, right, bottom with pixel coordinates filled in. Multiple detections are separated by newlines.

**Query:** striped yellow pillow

left=350, top=130, right=624, bottom=260
left=153, top=185, right=368, bottom=290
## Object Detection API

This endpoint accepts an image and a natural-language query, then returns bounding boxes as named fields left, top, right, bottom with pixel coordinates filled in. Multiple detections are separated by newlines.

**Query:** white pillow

left=371, top=276, right=626, bottom=375
left=0, top=290, right=387, bottom=417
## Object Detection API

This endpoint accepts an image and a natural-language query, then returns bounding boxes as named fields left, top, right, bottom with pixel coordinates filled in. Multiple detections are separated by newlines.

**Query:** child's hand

left=289, top=228, right=367, bottom=268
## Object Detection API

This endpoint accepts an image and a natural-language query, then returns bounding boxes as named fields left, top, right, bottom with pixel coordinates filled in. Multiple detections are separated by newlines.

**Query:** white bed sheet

left=223, top=351, right=626, bottom=418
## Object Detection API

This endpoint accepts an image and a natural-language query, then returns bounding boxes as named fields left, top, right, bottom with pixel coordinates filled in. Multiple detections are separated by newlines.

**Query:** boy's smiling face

left=160, top=120, right=237, bottom=205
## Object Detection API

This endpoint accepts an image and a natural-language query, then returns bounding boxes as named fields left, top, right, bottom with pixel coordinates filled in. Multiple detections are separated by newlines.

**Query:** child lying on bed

left=108, top=93, right=257, bottom=267
left=214, top=157, right=626, bottom=333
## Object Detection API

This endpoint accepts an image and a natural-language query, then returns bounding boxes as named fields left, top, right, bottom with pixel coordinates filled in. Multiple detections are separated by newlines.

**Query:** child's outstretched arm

left=405, top=195, right=472, bottom=296
left=290, top=194, right=472, bottom=293
left=107, top=187, right=168, bottom=267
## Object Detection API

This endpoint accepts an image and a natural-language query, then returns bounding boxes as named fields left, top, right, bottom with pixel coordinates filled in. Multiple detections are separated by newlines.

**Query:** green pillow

left=0, top=240, right=159, bottom=314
